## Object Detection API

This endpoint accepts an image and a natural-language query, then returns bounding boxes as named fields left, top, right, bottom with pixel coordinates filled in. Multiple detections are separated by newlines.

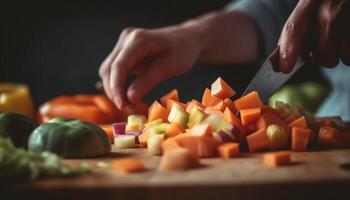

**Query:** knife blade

left=242, top=47, right=304, bottom=103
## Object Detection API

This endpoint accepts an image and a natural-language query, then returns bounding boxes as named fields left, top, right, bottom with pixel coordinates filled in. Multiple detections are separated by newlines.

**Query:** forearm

left=181, top=11, right=261, bottom=64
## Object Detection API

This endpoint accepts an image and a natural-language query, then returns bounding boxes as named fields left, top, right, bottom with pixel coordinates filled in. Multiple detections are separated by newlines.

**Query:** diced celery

left=266, top=124, right=288, bottom=150
left=187, top=106, right=207, bottom=128
left=147, top=134, right=164, bottom=155
left=144, top=119, right=163, bottom=128
left=114, top=135, right=136, bottom=149
left=126, top=114, right=146, bottom=131
left=201, top=114, right=223, bottom=131
left=168, top=104, right=189, bottom=128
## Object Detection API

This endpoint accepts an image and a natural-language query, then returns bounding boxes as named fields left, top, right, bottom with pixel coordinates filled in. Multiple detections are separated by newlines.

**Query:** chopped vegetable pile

left=0, top=138, right=90, bottom=182
left=111, top=77, right=350, bottom=171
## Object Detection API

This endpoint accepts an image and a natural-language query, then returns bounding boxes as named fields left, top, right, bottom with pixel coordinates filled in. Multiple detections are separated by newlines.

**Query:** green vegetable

left=28, top=117, right=111, bottom=158
left=0, top=138, right=90, bottom=182
left=168, top=104, right=189, bottom=127
left=0, top=112, right=38, bottom=148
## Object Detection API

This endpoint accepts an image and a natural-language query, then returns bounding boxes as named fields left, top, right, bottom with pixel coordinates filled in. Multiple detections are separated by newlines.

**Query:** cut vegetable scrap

left=126, top=114, right=146, bottom=131
left=168, top=103, right=189, bottom=127
left=160, top=89, right=179, bottom=106
left=147, top=134, right=164, bottom=155
left=138, top=129, right=151, bottom=147
left=256, top=113, right=289, bottom=134
left=112, top=122, right=126, bottom=135
left=291, top=127, right=311, bottom=151
left=218, top=143, right=240, bottom=159
left=247, top=128, right=271, bottom=152
left=158, top=148, right=199, bottom=171
left=112, top=158, right=145, bottom=173
left=187, top=106, right=207, bottom=128
left=190, top=124, right=212, bottom=137
left=148, top=101, right=169, bottom=122
left=240, top=107, right=262, bottom=126
left=288, top=116, right=308, bottom=128
left=202, top=88, right=221, bottom=107
left=263, top=151, right=291, bottom=167
left=186, top=99, right=204, bottom=113
left=266, top=124, right=288, bottom=150
left=234, top=91, right=262, bottom=110
left=165, top=122, right=185, bottom=138
left=161, top=138, right=182, bottom=152
left=174, top=134, right=219, bottom=157
left=223, top=107, right=244, bottom=133
left=211, top=77, right=236, bottom=99
left=114, top=135, right=136, bottom=149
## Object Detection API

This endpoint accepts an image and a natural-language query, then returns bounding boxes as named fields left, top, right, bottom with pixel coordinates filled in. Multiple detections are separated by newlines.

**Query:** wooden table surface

left=3, top=147, right=350, bottom=200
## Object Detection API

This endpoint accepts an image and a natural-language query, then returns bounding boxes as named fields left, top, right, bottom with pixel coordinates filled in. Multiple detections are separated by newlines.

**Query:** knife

left=241, top=46, right=304, bottom=103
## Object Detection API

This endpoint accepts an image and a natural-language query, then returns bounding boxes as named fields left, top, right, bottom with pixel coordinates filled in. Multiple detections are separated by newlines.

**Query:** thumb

left=126, top=58, right=172, bottom=104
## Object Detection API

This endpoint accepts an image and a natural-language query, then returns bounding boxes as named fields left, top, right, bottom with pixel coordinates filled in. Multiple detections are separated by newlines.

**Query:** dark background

left=0, top=0, right=326, bottom=106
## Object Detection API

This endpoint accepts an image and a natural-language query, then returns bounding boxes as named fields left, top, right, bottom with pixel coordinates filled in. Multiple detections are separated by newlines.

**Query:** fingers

left=127, top=58, right=171, bottom=104
left=279, top=0, right=318, bottom=73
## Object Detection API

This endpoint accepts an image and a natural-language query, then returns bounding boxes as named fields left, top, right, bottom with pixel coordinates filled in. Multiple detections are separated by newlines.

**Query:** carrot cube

left=240, top=107, right=262, bottom=126
left=165, top=122, right=185, bottom=138
left=223, top=98, right=237, bottom=113
left=148, top=101, right=169, bottom=122
left=211, top=77, right=236, bottom=99
left=288, top=116, right=308, bottom=128
left=218, top=143, right=240, bottom=159
left=223, top=107, right=244, bottom=133
left=165, top=99, right=187, bottom=110
left=190, top=124, right=212, bottom=137
left=263, top=151, right=291, bottom=167
left=160, top=89, right=179, bottom=106
left=174, top=134, right=219, bottom=158
left=247, top=128, right=271, bottom=152
left=158, top=148, right=199, bottom=171
left=112, top=158, right=145, bottom=174
left=161, top=138, right=182, bottom=152
left=234, top=91, right=262, bottom=110
left=185, top=99, right=204, bottom=113
left=256, top=113, right=289, bottom=134
left=202, top=88, right=221, bottom=107
left=291, top=127, right=311, bottom=151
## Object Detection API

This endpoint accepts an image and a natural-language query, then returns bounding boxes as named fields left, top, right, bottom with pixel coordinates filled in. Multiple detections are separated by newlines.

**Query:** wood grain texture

left=2, top=148, right=350, bottom=200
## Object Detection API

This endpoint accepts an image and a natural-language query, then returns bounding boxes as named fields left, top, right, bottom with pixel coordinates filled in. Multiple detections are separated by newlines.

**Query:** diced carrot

left=218, top=143, right=240, bottom=159
left=165, top=99, right=187, bottom=110
left=185, top=99, right=204, bottom=113
left=207, top=100, right=226, bottom=112
left=247, top=128, right=271, bottom=152
left=160, top=89, right=179, bottom=106
left=190, top=124, right=212, bottom=137
left=223, top=98, right=237, bottom=113
left=148, top=101, right=169, bottom=122
left=202, top=88, right=221, bottom=107
left=288, top=116, right=308, bottom=128
left=174, top=134, right=219, bottom=158
left=291, top=127, right=311, bottom=151
left=102, top=127, right=114, bottom=144
left=318, top=126, right=344, bottom=148
left=240, top=107, right=262, bottom=126
left=161, top=138, right=182, bottom=152
left=223, top=107, right=244, bottom=133
left=263, top=151, right=291, bottom=167
left=112, top=158, right=145, bottom=173
left=256, top=113, right=289, bottom=134
left=234, top=91, right=262, bottom=110
left=138, top=129, right=151, bottom=147
left=165, top=122, right=185, bottom=138
left=211, top=77, right=236, bottom=99
left=158, top=147, right=199, bottom=171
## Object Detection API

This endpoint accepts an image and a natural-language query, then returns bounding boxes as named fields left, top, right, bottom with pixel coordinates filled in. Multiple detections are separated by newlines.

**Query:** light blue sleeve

left=226, top=0, right=298, bottom=57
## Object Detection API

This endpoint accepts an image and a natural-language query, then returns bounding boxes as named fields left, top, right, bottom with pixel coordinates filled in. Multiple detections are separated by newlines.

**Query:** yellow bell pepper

left=0, top=83, right=35, bottom=116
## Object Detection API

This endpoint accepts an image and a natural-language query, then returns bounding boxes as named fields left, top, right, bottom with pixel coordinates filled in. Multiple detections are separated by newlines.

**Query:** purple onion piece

left=112, top=122, right=126, bottom=136
left=218, top=130, right=234, bottom=143
left=228, top=124, right=241, bottom=141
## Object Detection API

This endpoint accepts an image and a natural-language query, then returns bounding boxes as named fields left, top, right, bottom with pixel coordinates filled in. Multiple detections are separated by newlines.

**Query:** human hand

left=278, top=0, right=350, bottom=73
left=99, top=25, right=201, bottom=109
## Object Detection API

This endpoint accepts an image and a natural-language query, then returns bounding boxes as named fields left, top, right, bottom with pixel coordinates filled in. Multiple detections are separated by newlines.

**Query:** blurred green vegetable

left=269, top=82, right=330, bottom=113
left=0, top=138, right=90, bottom=182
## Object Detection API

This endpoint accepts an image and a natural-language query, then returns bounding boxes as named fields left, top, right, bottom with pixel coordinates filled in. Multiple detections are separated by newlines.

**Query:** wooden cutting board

left=3, top=117, right=350, bottom=200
